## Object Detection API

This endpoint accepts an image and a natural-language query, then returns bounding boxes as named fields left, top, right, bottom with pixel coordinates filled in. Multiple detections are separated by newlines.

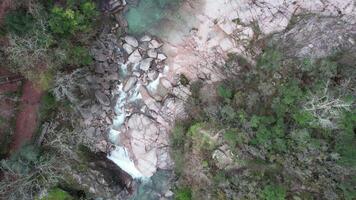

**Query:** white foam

left=107, top=146, right=145, bottom=179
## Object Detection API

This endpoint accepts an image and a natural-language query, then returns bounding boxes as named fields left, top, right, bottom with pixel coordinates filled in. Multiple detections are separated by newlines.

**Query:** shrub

left=175, top=187, right=192, bottom=200
left=217, top=84, right=233, bottom=99
left=49, top=7, right=80, bottom=36
left=260, top=184, right=286, bottom=200
left=40, top=188, right=73, bottom=200
left=48, top=1, right=97, bottom=36
left=257, top=48, right=282, bottom=70
left=5, top=10, right=34, bottom=35
left=66, top=46, right=92, bottom=66
left=40, top=92, right=58, bottom=120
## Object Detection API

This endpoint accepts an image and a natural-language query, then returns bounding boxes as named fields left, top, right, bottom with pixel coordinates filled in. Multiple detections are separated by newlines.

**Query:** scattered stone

left=140, top=35, right=152, bottom=42
left=220, top=38, right=234, bottom=51
left=108, top=73, right=120, bottom=81
left=92, top=49, right=107, bottom=62
left=95, top=91, right=111, bottom=106
left=157, top=53, right=167, bottom=61
left=123, top=43, right=135, bottom=54
left=87, top=127, right=96, bottom=137
left=212, top=146, right=233, bottom=169
left=147, top=70, right=159, bottom=81
left=128, top=50, right=142, bottom=63
left=149, top=40, right=162, bottom=49
left=140, top=58, right=153, bottom=71
left=165, top=190, right=174, bottom=197
left=95, top=63, right=105, bottom=74
left=124, top=36, right=139, bottom=47
left=147, top=49, right=158, bottom=58
left=123, top=77, right=138, bottom=92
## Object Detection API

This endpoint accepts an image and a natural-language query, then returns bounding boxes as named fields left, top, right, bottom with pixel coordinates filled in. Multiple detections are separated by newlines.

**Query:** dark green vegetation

left=171, top=46, right=355, bottom=199
left=0, top=144, right=62, bottom=199
left=1, top=0, right=97, bottom=89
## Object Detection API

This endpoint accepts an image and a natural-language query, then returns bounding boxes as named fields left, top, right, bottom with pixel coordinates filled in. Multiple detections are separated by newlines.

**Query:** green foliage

left=257, top=48, right=282, bottom=70
left=1, top=144, right=40, bottom=174
left=49, top=1, right=97, bottom=36
left=260, top=185, right=286, bottom=200
left=175, top=187, right=192, bottom=200
left=335, top=111, right=356, bottom=166
left=217, top=84, right=233, bottom=99
left=40, top=92, right=58, bottom=120
left=41, top=188, right=73, bottom=200
left=172, top=40, right=356, bottom=200
left=4, top=10, right=34, bottom=35
left=66, top=46, right=92, bottom=66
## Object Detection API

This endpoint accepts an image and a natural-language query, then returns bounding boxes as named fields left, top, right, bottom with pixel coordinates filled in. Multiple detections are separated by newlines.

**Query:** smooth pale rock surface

left=140, top=58, right=153, bottom=71
left=147, top=49, right=158, bottom=58
left=124, top=36, right=139, bottom=47
left=128, top=49, right=142, bottom=63
left=127, top=114, right=160, bottom=177
left=123, top=76, right=137, bottom=92
left=140, top=35, right=152, bottom=42
left=157, top=53, right=167, bottom=61
left=149, top=40, right=162, bottom=49
left=123, top=43, right=135, bottom=54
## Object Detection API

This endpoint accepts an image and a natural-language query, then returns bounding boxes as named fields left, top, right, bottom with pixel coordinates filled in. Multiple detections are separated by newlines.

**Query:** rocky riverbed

left=51, top=0, right=355, bottom=198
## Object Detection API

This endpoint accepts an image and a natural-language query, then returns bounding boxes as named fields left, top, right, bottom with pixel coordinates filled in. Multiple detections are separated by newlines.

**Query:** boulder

left=124, top=36, right=139, bottom=47
left=149, top=40, right=162, bottom=49
left=139, top=58, right=153, bottom=71
left=152, top=78, right=172, bottom=101
left=147, top=49, right=158, bottom=58
left=123, top=43, right=135, bottom=54
left=95, top=91, right=111, bottom=106
left=123, top=77, right=138, bottom=92
left=157, top=53, right=167, bottom=61
left=127, top=114, right=161, bottom=177
left=92, top=49, right=107, bottom=62
left=140, top=35, right=152, bottom=42
left=212, top=145, right=233, bottom=169
left=128, top=50, right=142, bottom=63
left=147, top=70, right=159, bottom=81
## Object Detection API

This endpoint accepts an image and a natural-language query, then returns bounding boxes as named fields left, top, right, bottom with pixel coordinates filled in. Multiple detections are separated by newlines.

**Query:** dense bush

left=3, top=0, right=98, bottom=88
left=4, top=10, right=34, bottom=35
left=49, top=1, right=97, bottom=36
left=171, top=45, right=355, bottom=199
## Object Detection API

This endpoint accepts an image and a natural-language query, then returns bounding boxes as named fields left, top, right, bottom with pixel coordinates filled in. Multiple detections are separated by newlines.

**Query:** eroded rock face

left=127, top=114, right=160, bottom=177
left=274, top=15, right=356, bottom=59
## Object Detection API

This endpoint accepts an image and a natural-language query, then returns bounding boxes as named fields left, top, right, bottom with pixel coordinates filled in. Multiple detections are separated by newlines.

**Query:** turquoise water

left=125, top=0, right=182, bottom=34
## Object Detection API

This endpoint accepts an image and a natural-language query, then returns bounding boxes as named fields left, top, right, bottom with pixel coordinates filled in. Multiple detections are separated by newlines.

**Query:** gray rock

left=274, top=15, right=356, bottom=59
left=147, top=49, right=158, bottom=58
left=157, top=53, right=167, bottom=61
left=107, top=73, right=120, bottom=81
left=92, top=50, right=107, bottom=62
left=87, top=127, right=96, bottom=137
left=123, top=43, right=135, bottom=54
left=95, top=63, right=105, bottom=74
left=212, top=149, right=232, bottom=169
left=165, top=190, right=174, bottom=197
left=124, top=76, right=138, bottom=92
left=95, top=91, right=111, bottom=106
left=147, top=70, right=159, bottom=81
left=149, top=40, right=162, bottom=49
left=124, top=36, right=139, bottom=47
left=140, top=35, right=152, bottom=42
left=140, top=58, right=153, bottom=71
left=128, top=49, right=142, bottom=63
